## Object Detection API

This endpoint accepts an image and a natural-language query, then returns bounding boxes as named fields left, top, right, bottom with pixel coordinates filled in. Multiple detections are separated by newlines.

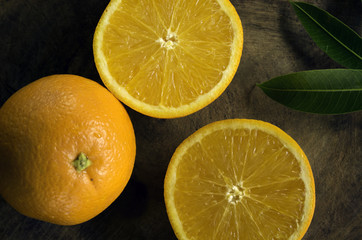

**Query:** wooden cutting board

left=0, top=0, right=361, bottom=239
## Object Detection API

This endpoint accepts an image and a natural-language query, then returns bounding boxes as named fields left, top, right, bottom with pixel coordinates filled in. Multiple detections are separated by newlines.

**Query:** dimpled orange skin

left=0, top=74, right=136, bottom=225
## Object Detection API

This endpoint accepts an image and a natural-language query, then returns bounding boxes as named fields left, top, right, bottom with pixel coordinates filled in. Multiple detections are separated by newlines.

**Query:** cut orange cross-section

left=93, top=0, right=243, bottom=118
left=164, top=119, right=315, bottom=239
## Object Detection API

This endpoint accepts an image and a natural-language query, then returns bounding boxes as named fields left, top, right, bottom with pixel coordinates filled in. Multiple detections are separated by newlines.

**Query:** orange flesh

left=99, top=0, right=236, bottom=108
left=167, top=123, right=313, bottom=239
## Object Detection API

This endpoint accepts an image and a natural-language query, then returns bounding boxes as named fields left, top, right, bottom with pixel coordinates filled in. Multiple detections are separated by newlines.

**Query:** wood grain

left=0, top=0, right=361, bottom=239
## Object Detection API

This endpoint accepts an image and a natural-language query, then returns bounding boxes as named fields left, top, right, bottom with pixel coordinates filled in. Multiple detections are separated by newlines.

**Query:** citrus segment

left=93, top=0, right=243, bottom=118
left=164, top=119, right=315, bottom=239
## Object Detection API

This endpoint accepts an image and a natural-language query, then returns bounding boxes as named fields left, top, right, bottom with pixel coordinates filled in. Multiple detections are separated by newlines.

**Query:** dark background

left=0, top=0, right=361, bottom=239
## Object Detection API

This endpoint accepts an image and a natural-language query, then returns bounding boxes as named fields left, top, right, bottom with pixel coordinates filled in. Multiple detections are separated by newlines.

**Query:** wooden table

left=0, top=0, right=361, bottom=239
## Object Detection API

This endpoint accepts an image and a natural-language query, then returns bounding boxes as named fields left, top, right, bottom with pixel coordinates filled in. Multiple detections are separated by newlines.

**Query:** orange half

left=93, top=0, right=243, bottom=118
left=164, top=119, right=315, bottom=239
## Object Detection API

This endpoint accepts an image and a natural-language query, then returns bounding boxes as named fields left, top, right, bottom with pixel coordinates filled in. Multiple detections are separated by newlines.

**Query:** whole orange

left=0, top=74, right=136, bottom=225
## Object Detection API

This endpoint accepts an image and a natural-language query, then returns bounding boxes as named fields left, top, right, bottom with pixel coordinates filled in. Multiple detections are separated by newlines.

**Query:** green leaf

left=290, top=1, right=362, bottom=69
left=257, top=69, right=362, bottom=114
